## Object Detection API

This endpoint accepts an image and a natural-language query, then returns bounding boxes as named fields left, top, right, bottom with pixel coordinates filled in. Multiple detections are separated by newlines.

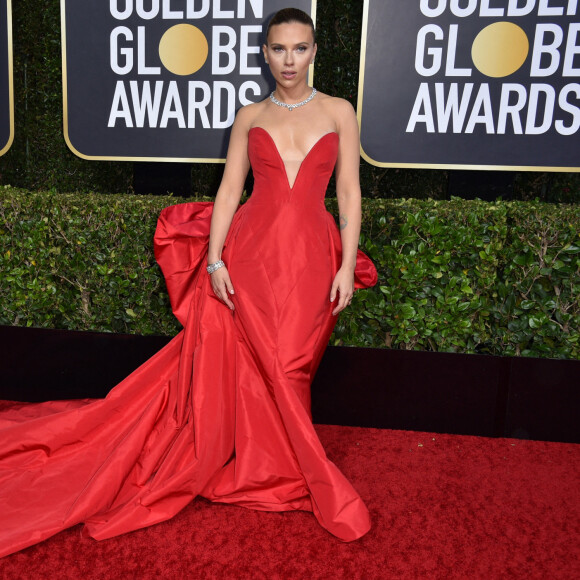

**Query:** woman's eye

left=296, top=46, right=306, bottom=53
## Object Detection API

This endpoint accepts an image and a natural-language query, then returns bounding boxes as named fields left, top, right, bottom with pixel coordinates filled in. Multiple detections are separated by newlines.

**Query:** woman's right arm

left=207, top=106, right=253, bottom=310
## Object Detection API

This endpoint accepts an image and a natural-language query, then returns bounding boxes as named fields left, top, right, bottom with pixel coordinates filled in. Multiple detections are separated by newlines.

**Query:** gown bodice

left=247, top=127, right=339, bottom=207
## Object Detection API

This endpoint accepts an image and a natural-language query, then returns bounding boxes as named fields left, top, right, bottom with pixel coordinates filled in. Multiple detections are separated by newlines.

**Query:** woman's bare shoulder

left=316, top=93, right=356, bottom=130
left=235, top=99, right=269, bottom=130
left=317, top=93, right=354, bottom=111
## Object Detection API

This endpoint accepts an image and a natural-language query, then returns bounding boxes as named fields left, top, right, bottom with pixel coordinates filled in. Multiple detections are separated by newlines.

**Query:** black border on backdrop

left=0, top=0, right=13, bottom=156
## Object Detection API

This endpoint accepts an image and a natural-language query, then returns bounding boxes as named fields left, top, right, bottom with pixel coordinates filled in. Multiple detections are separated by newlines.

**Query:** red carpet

left=1, top=425, right=578, bottom=579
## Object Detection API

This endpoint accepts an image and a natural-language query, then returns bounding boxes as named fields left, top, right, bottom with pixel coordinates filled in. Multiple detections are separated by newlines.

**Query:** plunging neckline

left=249, top=126, right=338, bottom=190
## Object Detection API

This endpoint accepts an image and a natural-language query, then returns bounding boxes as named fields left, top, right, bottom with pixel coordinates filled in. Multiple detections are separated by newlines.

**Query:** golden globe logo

left=406, top=0, right=580, bottom=136
left=107, top=0, right=264, bottom=129
left=62, top=0, right=311, bottom=160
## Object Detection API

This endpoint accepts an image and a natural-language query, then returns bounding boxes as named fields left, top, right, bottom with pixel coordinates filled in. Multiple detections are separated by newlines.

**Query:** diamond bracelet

left=206, top=260, right=225, bottom=274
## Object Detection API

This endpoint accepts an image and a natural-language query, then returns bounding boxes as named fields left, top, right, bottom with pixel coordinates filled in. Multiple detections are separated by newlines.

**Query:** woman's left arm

left=330, top=99, right=362, bottom=316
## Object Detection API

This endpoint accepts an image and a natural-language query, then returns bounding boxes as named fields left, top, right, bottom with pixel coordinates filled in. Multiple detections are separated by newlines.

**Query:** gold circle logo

left=159, top=24, right=208, bottom=76
left=472, top=22, right=529, bottom=78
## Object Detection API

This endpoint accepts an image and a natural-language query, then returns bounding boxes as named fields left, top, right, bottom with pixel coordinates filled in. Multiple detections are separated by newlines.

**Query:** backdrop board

left=61, top=0, right=315, bottom=162
left=0, top=0, right=13, bottom=156
left=358, top=0, right=580, bottom=171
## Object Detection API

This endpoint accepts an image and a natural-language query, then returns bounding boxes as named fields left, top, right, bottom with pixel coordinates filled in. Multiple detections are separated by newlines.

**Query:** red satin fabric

left=0, top=127, right=377, bottom=557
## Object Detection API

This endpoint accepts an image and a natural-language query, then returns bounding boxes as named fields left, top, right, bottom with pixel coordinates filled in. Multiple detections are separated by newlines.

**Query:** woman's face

left=263, top=22, right=317, bottom=89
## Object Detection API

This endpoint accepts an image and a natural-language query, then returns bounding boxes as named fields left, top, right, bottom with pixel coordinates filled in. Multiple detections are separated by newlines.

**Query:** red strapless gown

left=0, top=127, right=377, bottom=557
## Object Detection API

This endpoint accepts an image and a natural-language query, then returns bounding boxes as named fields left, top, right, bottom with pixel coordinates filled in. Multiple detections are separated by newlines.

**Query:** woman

left=208, top=9, right=362, bottom=318
left=0, top=9, right=376, bottom=558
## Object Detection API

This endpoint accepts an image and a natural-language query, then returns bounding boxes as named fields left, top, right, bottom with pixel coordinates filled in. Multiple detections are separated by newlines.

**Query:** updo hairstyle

left=266, top=8, right=316, bottom=44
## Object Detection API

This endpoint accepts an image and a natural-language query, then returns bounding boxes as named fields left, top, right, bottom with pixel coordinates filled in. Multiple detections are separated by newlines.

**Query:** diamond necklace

left=269, top=87, right=317, bottom=112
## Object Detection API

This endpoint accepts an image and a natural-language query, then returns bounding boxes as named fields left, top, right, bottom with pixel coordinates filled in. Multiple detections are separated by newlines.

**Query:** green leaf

left=562, top=245, right=580, bottom=254
left=399, top=304, right=417, bottom=319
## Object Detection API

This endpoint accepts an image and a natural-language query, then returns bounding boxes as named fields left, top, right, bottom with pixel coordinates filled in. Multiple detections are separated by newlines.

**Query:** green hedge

left=0, top=1, right=578, bottom=201
left=1, top=188, right=578, bottom=358
left=333, top=198, right=580, bottom=358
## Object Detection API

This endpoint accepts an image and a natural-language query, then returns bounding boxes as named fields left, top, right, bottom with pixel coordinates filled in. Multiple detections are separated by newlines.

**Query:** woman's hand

left=210, top=266, right=235, bottom=310
left=330, top=266, right=355, bottom=316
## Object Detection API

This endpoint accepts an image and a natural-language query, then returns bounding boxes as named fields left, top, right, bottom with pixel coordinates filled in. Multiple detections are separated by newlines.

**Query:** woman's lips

left=282, top=71, right=296, bottom=79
